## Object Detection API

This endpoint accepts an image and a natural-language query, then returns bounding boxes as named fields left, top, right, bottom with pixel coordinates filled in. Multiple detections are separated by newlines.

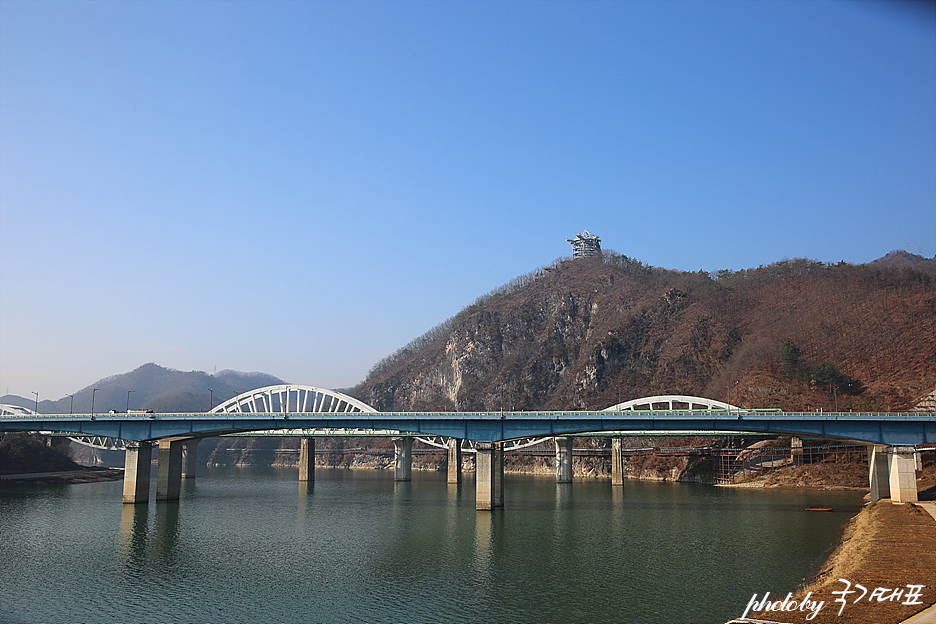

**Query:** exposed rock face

left=914, top=388, right=936, bottom=412
left=354, top=255, right=936, bottom=413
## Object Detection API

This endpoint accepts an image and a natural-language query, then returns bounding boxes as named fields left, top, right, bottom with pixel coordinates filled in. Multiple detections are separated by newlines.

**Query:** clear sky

left=1, top=0, right=934, bottom=400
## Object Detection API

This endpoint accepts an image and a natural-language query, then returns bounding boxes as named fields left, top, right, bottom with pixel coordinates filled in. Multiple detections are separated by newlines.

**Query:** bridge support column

left=868, top=445, right=890, bottom=502
left=611, top=438, right=624, bottom=486
left=122, top=441, right=153, bottom=504
left=889, top=447, right=918, bottom=503
left=393, top=437, right=413, bottom=482
left=555, top=436, right=573, bottom=483
left=181, top=439, right=200, bottom=479
left=156, top=438, right=184, bottom=502
left=299, top=437, right=315, bottom=482
left=494, top=442, right=504, bottom=507
left=476, top=442, right=497, bottom=511
left=447, top=438, right=462, bottom=484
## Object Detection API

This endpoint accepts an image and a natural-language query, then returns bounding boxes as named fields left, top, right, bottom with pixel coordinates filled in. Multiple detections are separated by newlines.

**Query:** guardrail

left=3, top=410, right=932, bottom=420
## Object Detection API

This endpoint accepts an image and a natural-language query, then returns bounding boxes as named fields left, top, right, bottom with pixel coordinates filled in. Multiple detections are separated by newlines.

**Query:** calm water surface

left=0, top=467, right=864, bottom=624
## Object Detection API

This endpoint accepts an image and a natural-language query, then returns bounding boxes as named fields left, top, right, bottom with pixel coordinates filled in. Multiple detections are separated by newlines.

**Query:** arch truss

left=0, top=404, right=37, bottom=416
left=416, top=396, right=742, bottom=450
left=209, top=385, right=377, bottom=415
left=603, top=395, right=740, bottom=412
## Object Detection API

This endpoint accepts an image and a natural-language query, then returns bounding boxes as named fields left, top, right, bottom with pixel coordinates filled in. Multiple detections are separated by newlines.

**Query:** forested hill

left=351, top=252, right=936, bottom=413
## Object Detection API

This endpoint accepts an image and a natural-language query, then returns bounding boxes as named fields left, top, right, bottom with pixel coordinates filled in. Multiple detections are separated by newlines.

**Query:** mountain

left=870, top=249, right=936, bottom=276
left=351, top=252, right=936, bottom=413
left=1, top=364, right=285, bottom=414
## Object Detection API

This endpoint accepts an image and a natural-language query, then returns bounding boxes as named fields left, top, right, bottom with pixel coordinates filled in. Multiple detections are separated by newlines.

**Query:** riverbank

left=730, top=500, right=936, bottom=624
left=0, top=467, right=123, bottom=486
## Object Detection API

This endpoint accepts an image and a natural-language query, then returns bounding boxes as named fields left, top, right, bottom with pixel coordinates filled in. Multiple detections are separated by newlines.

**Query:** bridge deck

left=2, top=410, right=934, bottom=446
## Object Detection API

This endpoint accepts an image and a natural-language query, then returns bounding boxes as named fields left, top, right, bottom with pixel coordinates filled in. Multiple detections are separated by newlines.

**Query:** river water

left=0, top=467, right=864, bottom=624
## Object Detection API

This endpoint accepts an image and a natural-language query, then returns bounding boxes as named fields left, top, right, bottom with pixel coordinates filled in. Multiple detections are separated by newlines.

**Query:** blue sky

left=1, top=0, right=934, bottom=400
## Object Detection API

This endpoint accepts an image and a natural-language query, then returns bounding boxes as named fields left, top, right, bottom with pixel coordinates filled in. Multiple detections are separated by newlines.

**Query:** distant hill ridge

left=2, top=364, right=284, bottom=414
left=351, top=250, right=936, bottom=413
left=870, top=249, right=936, bottom=275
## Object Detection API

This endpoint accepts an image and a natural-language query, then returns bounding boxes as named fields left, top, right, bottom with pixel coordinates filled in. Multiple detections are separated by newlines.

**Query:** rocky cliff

left=352, top=253, right=936, bottom=413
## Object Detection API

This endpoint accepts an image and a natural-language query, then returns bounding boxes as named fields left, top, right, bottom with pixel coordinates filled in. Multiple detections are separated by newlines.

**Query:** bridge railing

left=1, top=410, right=934, bottom=420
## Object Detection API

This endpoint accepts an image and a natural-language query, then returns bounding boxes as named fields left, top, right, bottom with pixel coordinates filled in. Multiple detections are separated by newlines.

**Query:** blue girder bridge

left=2, top=386, right=933, bottom=509
left=2, top=409, right=934, bottom=446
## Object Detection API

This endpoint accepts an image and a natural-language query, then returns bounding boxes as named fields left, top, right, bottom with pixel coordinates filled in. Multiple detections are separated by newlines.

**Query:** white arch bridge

left=2, top=385, right=933, bottom=509
left=0, top=389, right=753, bottom=453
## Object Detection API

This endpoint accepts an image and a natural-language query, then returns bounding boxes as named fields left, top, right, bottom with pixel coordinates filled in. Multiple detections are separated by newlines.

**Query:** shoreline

left=0, top=467, right=124, bottom=486
left=728, top=500, right=936, bottom=624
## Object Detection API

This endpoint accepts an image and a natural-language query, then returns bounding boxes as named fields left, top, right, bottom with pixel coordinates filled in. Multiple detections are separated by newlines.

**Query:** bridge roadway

left=2, top=409, right=934, bottom=445
left=3, top=402, right=934, bottom=510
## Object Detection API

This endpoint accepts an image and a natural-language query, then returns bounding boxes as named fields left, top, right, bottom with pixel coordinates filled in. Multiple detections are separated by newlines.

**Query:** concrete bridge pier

left=447, top=438, right=462, bottom=484
left=181, top=439, right=200, bottom=479
left=868, top=445, right=919, bottom=503
left=555, top=436, right=573, bottom=483
left=156, top=438, right=185, bottom=502
left=393, top=437, right=413, bottom=482
left=122, top=441, right=153, bottom=504
left=299, top=437, right=315, bottom=482
left=495, top=442, right=504, bottom=507
left=869, top=445, right=890, bottom=501
left=611, top=438, right=624, bottom=486
left=475, top=442, right=505, bottom=510
left=889, top=446, right=919, bottom=503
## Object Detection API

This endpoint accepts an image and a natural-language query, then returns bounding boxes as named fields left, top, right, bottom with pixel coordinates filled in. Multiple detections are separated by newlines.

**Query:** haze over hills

left=351, top=250, right=936, bottom=413
left=1, top=363, right=284, bottom=414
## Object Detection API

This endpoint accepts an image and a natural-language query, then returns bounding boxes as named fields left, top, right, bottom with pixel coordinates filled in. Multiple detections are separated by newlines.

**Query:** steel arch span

left=0, top=404, right=37, bottom=416
left=604, top=395, right=740, bottom=412
left=415, top=396, right=745, bottom=450
left=209, top=385, right=376, bottom=415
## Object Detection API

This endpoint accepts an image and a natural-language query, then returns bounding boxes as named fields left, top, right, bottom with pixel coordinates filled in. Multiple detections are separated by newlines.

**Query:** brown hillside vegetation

left=352, top=253, right=936, bottom=412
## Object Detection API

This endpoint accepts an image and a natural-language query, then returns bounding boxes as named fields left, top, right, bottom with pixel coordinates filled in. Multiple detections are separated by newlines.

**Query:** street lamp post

left=69, top=394, right=74, bottom=415
left=32, top=391, right=38, bottom=413
left=91, top=388, right=99, bottom=419
left=209, top=388, right=213, bottom=412
left=127, top=390, right=135, bottom=412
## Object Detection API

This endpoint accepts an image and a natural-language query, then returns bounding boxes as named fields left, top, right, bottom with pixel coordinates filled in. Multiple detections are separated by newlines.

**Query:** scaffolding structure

left=714, top=443, right=867, bottom=484
left=566, top=230, right=601, bottom=258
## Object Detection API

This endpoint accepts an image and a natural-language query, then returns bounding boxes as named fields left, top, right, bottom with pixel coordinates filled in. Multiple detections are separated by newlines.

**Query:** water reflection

left=443, top=480, right=462, bottom=551
left=116, top=504, right=148, bottom=565
left=153, top=502, right=181, bottom=566
left=1, top=469, right=865, bottom=624
left=555, top=482, right=572, bottom=510
left=392, top=479, right=412, bottom=502
left=181, top=478, right=197, bottom=496
left=295, top=480, right=312, bottom=533
left=473, top=510, right=494, bottom=587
